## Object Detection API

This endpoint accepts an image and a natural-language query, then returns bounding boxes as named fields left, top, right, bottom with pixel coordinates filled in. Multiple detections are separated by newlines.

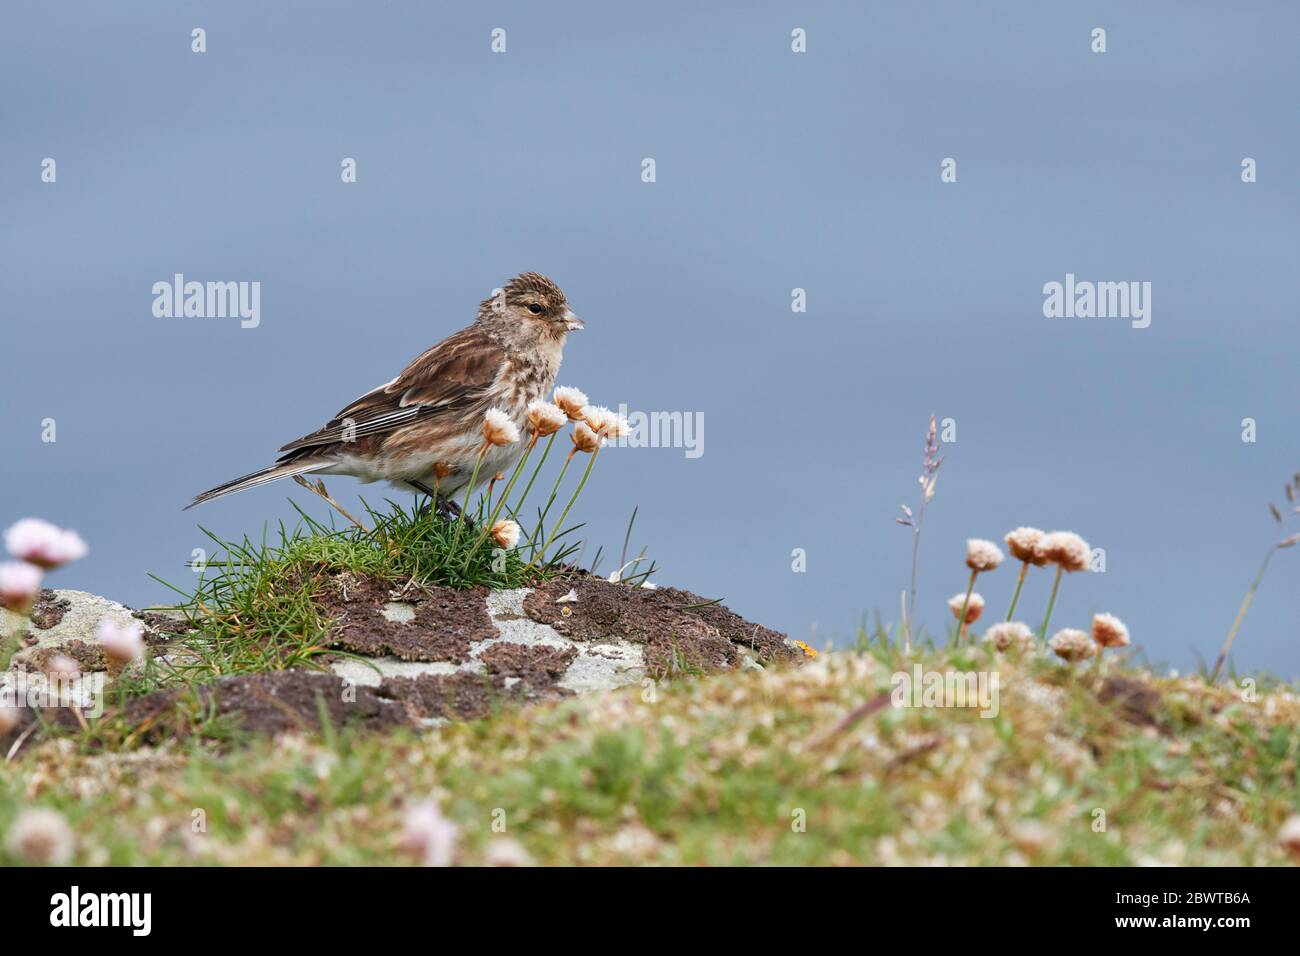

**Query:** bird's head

left=478, top=272, right=583, bottom=344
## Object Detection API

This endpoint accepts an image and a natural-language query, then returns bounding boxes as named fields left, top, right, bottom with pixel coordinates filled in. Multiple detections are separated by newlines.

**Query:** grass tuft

left=149, top=498, right=574, bottom=682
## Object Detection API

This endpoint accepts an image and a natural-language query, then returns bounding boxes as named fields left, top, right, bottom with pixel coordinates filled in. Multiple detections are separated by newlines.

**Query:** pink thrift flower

left=95, top=619, right=145, bottom=665
left=0, top=561, right=43, bottom=613
left=4, top=518, right=88, bottom=570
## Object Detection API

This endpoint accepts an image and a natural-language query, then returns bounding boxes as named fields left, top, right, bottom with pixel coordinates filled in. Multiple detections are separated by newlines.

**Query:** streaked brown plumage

left=187, top=273, right=582, bottom=509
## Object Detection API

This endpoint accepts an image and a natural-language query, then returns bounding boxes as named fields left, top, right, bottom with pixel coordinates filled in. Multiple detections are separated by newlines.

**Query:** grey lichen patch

left=330, top=656, right=461, bottom=689
left=3, top=589, right=141, bottom=672
left=380, top=601, right=417, bottom=624
left=557, top=643, right=645, bottom=694
left=481, top=587, right=645, bottom=693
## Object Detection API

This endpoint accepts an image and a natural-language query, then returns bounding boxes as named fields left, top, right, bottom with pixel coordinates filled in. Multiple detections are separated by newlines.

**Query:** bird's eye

left=527, top=304, right=543, bottom=315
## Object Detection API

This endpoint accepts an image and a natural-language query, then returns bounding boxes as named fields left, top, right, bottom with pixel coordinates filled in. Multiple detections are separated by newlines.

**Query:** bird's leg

left=443, top=498, right=470, bottom=528
left=409, top=480, right=464, bottom=524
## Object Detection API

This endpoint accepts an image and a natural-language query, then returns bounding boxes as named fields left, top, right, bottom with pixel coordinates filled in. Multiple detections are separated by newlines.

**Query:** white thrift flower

left=570, top=421, right=603, bottom=454
left=4, top=518, right=87, bottom=569
left=965, top=538, right=1004, bottom=572
left=483, top=838, right=533, bottom=867
left=525, top=399, right=567, bottom=438
left=95, top=619, right=145, bottom=665
left=1049, top=628, right=1096, bottom=662
left=948, top=592, right=985, bottom=624
left=46, top=654, right=80, bottom=679
left=1034, top=531, right=1091, bottom=573
left=984, top=621, right=1035, bottom=653
left=1091, top=612, right=1130, bottom=649
left=0, top=561, right=43, bottom=613
left=583, top=405, right=628, bottom=439
left=400, top=801, right=458, bottom=867
left=6, top=808, right=74, bottom=865
left=490, top=519, right=521, bottom=550
left=482, top=408, right=520, bottom=447
left=552, top=386, right=589, bottom=421
left=1280, top=816, right=1300, bottom=859
left=1004, top=526, right=1045, bottom=564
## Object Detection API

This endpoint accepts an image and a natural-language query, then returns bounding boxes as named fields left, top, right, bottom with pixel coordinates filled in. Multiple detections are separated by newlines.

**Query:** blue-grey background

left=3, top=2, right=1297, bottom=676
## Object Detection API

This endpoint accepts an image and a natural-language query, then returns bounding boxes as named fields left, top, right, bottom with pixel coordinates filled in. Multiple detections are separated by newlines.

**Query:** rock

left=521, top=577, right=802, bottom=678
left=2, top=589, right=140, bottom=672
left=2, top=576, right=798, bottom=748
left=323, top=585, right=649, bottom=696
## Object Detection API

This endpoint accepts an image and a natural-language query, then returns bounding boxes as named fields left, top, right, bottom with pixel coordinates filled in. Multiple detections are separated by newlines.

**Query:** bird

left=186, top=272, right=583, bottom=511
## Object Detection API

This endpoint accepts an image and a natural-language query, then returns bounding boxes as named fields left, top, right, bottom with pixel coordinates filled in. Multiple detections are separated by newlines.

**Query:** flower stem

left=530, top=449, right=599, bottom=570
left=1211, top=546, right=1276, bottom=683
left=461, top=440, right=536, bottom=571
left=905, top=520, right=922, bottom=654
left=524, top=449, right=574, bottom=559
left=956, top=569, right=977, bottom=645
left=1005, top=561, right=1029, bottom=621
left=1038, top=566, right=1064, bottom=642
left=510, top=433, right=556, bottom=521
left=449, top=447, right=488, bottom=556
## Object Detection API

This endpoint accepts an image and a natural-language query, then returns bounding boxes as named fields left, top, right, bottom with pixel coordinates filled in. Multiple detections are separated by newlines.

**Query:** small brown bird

left=187, top=273, right=583, bottom=510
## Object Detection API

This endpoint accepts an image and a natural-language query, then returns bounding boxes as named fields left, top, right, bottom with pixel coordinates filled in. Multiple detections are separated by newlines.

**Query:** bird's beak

left=561, top=309, right=583, bottom=331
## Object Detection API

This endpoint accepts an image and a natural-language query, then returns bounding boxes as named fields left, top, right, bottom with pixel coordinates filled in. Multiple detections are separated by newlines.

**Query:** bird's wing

left=276, top=326, right=505, bottom=455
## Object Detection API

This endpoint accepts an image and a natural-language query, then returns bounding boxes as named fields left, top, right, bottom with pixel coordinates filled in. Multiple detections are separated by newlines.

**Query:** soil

left=1097, top=675, right=1162, bottom=727
left=315, top=574, right=497, bottom=662
left=134, top=610, right=196, bottom=645
left=523, top=576, right=797, bottom=678
left=379, top=669, right=571, bottom=722
left=478, top=641, right=578, bottom=679
left=23, top=639, right=108, bottom=673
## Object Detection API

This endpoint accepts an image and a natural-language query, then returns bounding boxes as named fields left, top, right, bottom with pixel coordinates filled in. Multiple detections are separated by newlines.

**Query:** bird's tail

left=185, top=460, right=328, bottom=510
